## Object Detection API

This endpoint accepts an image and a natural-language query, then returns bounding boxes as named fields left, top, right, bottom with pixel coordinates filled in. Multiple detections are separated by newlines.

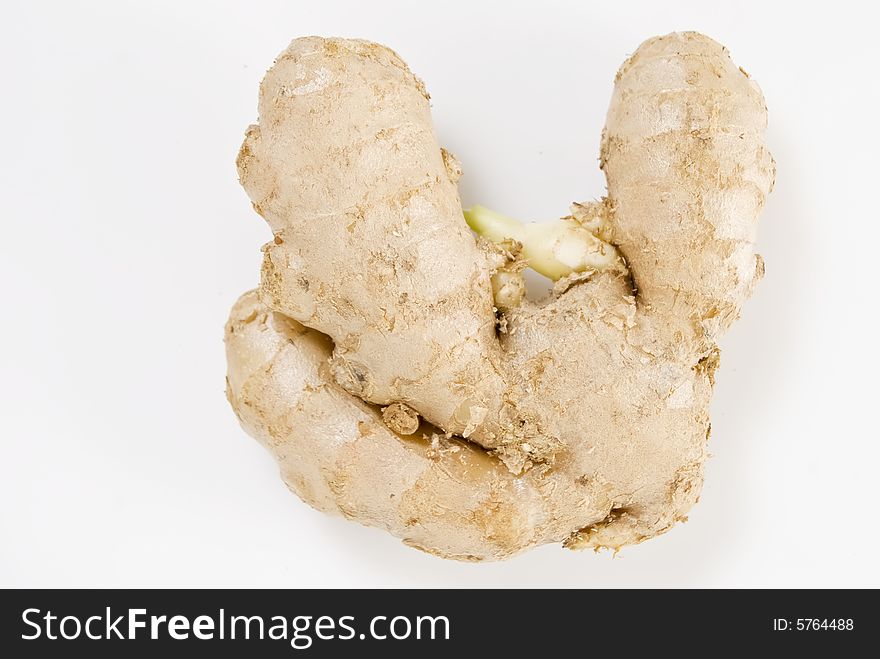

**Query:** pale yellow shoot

left=464, top=205, right=618, bottom=281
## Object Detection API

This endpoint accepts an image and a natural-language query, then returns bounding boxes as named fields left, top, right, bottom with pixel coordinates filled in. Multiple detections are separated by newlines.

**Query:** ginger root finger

left=226, top=285, right=709, bottom=558
left=601, top=32, right=775, bottom=344
left=238, top=37, right=509, bottom=446
left=225, top=291, right=614, bottom=561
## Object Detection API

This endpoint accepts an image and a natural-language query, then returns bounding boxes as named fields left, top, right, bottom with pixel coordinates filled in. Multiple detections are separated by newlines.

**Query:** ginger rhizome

left=226, top=33, right=774, bottom=561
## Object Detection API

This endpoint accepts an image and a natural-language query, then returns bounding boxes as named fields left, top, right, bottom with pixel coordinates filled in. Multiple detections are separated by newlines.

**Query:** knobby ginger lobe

left=226, top=32, right=773, bottom=560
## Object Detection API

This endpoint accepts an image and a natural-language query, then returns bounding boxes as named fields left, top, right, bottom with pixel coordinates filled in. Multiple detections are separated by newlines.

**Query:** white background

left=2, top=0, right=878, bottom=588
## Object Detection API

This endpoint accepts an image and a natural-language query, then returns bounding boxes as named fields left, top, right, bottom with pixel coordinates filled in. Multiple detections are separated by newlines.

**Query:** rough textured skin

left=236, top=37, right=513, bottom=456
left=226, top=32, right=774, bottom=560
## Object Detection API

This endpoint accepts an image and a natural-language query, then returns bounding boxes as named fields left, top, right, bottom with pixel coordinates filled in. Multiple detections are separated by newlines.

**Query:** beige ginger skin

left=226, top=32, right=774, bottom=561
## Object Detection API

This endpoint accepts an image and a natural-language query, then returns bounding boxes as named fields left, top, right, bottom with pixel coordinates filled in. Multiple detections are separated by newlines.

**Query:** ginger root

left=226, top=33, right=774, bottom=560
